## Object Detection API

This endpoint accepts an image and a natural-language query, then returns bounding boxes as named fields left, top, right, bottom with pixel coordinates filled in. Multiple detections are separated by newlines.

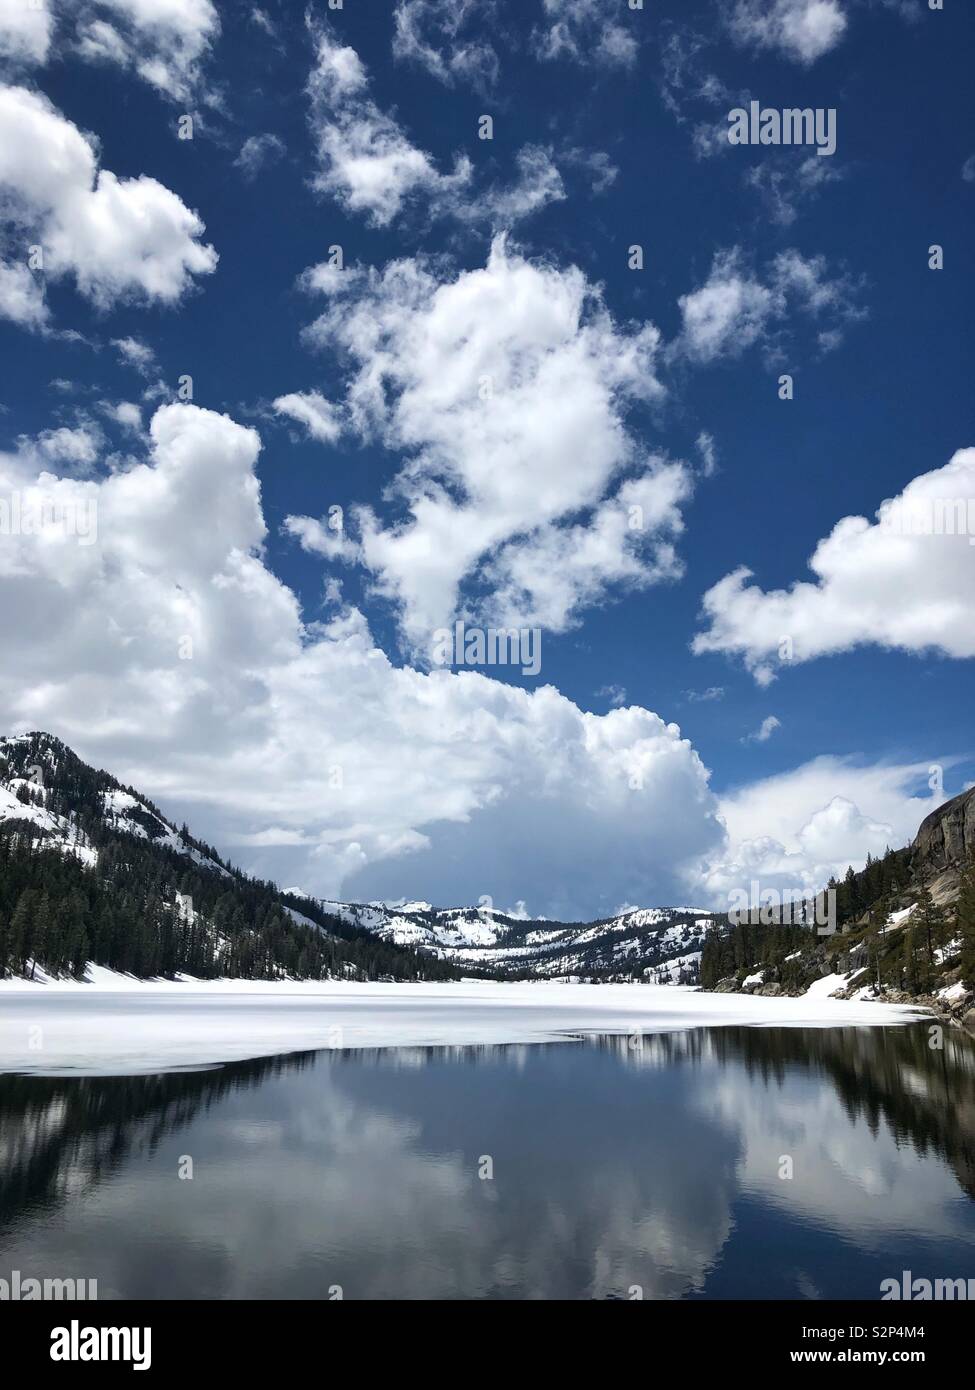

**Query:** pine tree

left=914, top=879, right=946, bottom=987
left=958, top=863, right=975, bottom=987
left=30, top=892, right=53, bottom=979
left=8, top=889, right=35, bottom=977
left=901, top=924, right=915, bottom=993
left=67, top=922, right=89, bottom=979
left=843, top=865, right=860, bottom=923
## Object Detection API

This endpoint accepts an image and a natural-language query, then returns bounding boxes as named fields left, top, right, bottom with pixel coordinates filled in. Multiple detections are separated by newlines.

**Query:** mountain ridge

left=0, top=732, right=461, bottom=984
left=2, top=732, right=973, bottom=1007
left=0, top=731, right=721, bottom=984
left=311, top=897, right=716, bottom=981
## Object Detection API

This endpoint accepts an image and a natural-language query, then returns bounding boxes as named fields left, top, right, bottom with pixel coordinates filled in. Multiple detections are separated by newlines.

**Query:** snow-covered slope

left=0, top=732, right=458, bottom=985
left=98, top=787, right=229, bottom=876
left=0, top=734, right=228, bottom=878
left=314, top=899, right=716, bottom=981
left=0, top=778, right=98, bottom=867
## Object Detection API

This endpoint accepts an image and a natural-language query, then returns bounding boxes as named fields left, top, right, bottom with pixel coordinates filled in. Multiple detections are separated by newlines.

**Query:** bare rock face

left=928, top=865, right=963, bottom=907
left=913, top=787, right=975, bottom=869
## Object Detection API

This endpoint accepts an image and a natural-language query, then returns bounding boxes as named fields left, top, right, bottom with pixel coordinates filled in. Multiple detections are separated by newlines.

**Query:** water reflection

left=0, top=1026, right=973, bottom=1299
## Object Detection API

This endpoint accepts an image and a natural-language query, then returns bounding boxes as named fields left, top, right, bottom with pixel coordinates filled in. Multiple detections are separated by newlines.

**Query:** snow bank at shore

left=0, top=972, right=929, bottom=1076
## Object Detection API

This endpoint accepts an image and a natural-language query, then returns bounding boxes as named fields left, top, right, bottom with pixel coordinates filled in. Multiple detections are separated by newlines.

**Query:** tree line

left=0, top=823, right=462, bottom=982
left=0, top=735, right=461, bottom=983
left=700, top=844, right=975, bottom=997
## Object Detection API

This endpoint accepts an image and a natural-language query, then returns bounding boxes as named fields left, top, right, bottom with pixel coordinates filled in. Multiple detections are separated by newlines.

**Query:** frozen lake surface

left=0, top=974, right=927, bottom=1075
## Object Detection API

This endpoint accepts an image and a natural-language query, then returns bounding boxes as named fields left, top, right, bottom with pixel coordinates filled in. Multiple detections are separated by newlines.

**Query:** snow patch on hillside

left=0, top=783, right=97, bottom=866
left=100, top=788, right=230, bottom=876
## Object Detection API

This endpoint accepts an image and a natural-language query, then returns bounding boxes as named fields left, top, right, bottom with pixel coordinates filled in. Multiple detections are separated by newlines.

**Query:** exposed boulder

left=913, top=787, right=975, bottom=870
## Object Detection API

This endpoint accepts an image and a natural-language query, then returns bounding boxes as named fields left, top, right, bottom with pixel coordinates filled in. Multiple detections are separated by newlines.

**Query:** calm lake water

left=2, top=1023, right=975, bottom=1300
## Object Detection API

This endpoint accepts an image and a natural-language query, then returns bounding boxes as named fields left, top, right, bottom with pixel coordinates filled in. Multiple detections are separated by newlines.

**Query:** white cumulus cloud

left=74, top=0, right=220, bottom=104
left=0, top=260, right=47, bottom=327
left=306, top=18, right=472, bottom=228
left=0, top=402, right=726, bottom=918
left=0, top=85, right=217, bottom=324
left=301, top=236, right=669, bottom=650
left=694, top=448, right=975, bottom=681
left=698, top=756, right=947, bottom=907
left=675, top=247, right=863, bottom=363
left=306, top=20, right=564, bottom=230
left=0, top=0, right=52, bottom=64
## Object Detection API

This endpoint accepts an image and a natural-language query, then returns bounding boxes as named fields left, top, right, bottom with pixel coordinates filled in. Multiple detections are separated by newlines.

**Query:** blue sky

left=0, top=0, right=973, bottom=917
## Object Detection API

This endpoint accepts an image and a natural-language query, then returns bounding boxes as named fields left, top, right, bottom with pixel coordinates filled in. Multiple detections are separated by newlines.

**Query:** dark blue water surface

left=1, top=1024, right=974, bottom=1299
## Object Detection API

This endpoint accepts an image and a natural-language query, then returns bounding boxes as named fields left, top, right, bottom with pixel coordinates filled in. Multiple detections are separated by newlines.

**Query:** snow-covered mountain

left=0, top=733, right=460, bottom=983
left=0, top=732, right=229, bottom=877
left=311, top=898, right=717, bottom=981
left=0, top=730, right=717, bottom=984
